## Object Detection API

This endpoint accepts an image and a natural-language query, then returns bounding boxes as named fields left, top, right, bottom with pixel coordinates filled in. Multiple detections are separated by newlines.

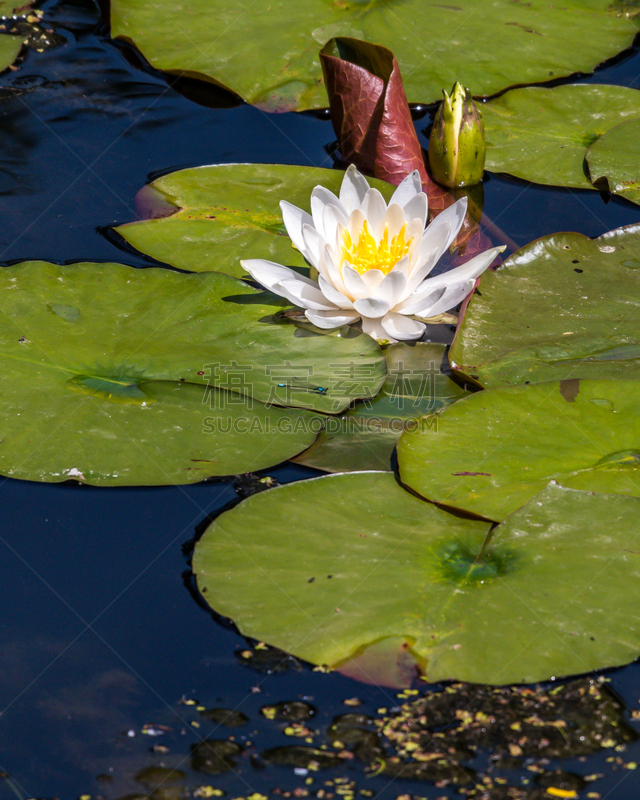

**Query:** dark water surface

left=2, top=1, right=640, bottom=798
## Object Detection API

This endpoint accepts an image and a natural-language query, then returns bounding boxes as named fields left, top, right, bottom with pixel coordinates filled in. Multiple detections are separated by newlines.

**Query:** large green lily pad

left=115, top=164, right=395, bottom=278
left=193, top=472, right=490, bottom=677
left=483, top=84, right=640, bottom=188
left=293, top=343, right=469, bottom=473
left=193, top=474, right=640, bottom=684
left=587, top=118, right=640, bottom=205
left=0, top=261, right=389, bottom=484
left=449, top=225, right=640, bottom=387
left=109, top=0, right=639, bottom=112
left=397, top=378, right=640, bottom=521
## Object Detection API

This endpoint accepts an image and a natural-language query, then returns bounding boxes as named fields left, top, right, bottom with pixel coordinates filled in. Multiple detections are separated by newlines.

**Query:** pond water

left=2, top=1, right=640, bottom=798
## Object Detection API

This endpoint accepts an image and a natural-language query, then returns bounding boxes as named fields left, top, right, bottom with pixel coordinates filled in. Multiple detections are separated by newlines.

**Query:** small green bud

left=428, top=82, right=486, bottom=188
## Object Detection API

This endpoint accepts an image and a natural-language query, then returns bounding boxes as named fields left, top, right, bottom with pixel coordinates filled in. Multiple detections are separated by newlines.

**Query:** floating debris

left=199, top=708, right=249, bottom=727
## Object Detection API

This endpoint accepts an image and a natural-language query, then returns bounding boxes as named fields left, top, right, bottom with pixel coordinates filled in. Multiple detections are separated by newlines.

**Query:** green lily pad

left=10, top=262, right=385, bottom=416
left=193, top=474, right=640, bottom=684
left=109, top=0, right=639, bottom=112
left=483, top=84, right=640, bottom=188
left=397, top=378, right=640, bottom=521
left=115, top=164, right=395, bottom=277
left=293, top=343, right=469, bottom=473
left=587, top=118, right=640, bottom=205
left=193, top=472, right=491, bottom=676
left=0, top=261, right=389, bottom=484
left=448, top=225, right=640, bottom=387
left=0, top=32, right=21, bottom=71
left=0, top=0, right=28, bottom=71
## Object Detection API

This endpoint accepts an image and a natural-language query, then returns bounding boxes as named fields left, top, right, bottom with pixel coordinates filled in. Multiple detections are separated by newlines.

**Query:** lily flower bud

left=429, top=82, right=486, bottom=188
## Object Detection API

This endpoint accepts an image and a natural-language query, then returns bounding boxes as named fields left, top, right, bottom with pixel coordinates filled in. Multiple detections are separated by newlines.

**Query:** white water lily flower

left=241, top=165, right=504, bottom=342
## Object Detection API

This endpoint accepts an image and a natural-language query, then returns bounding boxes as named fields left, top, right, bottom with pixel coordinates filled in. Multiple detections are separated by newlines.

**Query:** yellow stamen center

left=341, top=220, right=413, bottom=276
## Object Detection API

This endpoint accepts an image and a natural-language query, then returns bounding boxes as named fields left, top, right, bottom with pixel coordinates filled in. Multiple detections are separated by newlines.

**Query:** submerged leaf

left=293, top=343, right=469, bottom=473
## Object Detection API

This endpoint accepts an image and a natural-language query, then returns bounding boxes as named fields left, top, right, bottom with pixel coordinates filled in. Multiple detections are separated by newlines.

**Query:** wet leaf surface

left=195, top=476, right=640, bottom=683
left=0, top=0, right=28, bottom=71
left=110, top=0, right=640, bottom=112
left=190, top=739, right=243, bottom=775
left=379, top=677, right=635, bottom=779
left=449, top=224, right=640, bottom=387
left=0, top=261, right=385, bottom=484
left=260, top=701, right=317, bottom=722
left=587, top=117, right=640, bottom=204
left=198, top=708, right=249, bottom=727
left=483, top=84, right=640, bottom=188
left=106, top=673, right=637, bottom=800
left=134, top=766, right=187, bottom=786
left=262, top=745, right=345, bottom=769
left=399, top=380, right=640, bottom=520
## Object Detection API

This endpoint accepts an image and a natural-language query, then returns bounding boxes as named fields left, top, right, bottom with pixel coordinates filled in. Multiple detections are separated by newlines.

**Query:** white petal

left=241, top=259, right=316, bottom=293
left=305, top=309, right=360, bottom=329
left=277, top=278, right=340, bottom=311
left=389, top=170, right=423, bottom=207
left=375, top=203, right=406, bottom=241
left=360, top=269, right=386, bottom=290
left=360, top=188, right=387, bottom=231
left=376, top=269, right=408, bottom=307
left=280, top=201, right=313, bottom=259
left=392, top=253, right=413, bottom=277
left=347, top=208, right=367, bottom=239
left=353, top=296, right=392, bottom=319
left=405, top=198, right=469, bottom=288
left=322, top=203, right=348, bottom=251
left=339, top=164, right=370, bottom=214
left=396, top=285, right=447, bottom=315
left=425, top=198, right=468, bottom=257
left=414, top=280, right=475, bottom=317
left=311, top=186, right=346, bottom=236
left=401, top=193, right=428, bottom=228
left=381, top=312, right=426, bottom=341
left=317, top=274, right=354, bottom=309
left=342, top=263, right=370, bottom=299
left=321, top=244, right=349, bottom=294
left=416, top=245, right=504, bottom=291
left=300, top=223, right=325, bottom=269
left=361, top=316, right=392, bottom=341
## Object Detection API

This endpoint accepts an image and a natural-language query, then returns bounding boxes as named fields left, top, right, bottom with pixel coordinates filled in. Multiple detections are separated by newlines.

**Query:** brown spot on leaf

left=452, top=471, right=492, bottom=476
left=560, top=379, right=580, bottom=403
